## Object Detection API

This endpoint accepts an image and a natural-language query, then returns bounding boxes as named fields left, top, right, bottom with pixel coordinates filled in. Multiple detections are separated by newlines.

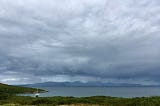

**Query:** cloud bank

left=0, top=0, right=160, bottom=85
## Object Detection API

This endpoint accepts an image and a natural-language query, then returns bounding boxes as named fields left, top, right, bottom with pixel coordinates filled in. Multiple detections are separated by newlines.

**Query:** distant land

left=0, top=83, right=46, bottom=95
left=18, top=81, right=158, bottom=87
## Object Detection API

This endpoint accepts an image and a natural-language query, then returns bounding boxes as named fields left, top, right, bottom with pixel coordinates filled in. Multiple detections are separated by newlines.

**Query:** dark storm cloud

left=0, top=0, right=160, bottom=85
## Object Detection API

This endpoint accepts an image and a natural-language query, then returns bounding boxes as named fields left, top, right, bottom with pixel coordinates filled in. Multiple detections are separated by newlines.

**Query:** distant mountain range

left=19, top=81, right=154, bottom=87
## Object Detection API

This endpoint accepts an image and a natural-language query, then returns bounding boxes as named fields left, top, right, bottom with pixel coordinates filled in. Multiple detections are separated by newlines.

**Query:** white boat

left=35, top=88, right=39, bottom=97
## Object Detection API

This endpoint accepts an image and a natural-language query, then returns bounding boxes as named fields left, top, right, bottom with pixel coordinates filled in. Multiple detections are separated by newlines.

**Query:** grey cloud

left=0, top=0, right=160, bottom=85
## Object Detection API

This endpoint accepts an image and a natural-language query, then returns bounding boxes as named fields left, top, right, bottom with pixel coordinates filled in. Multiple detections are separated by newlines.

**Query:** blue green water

left=19, top=87, right=160, bottom=98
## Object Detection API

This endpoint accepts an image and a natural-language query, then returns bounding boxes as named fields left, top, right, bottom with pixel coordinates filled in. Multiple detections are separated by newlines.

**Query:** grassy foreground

left=1, top=83, right=160, bottom=106
left=1, top=96, right=160, bottom=106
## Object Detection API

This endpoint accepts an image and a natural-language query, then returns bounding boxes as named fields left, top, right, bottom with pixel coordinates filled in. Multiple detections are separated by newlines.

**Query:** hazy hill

left=21, top=81, right=143, bottom=87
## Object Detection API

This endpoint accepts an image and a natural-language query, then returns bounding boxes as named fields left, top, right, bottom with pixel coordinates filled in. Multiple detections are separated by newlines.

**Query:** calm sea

left=19, top=87, right=160, bottom=98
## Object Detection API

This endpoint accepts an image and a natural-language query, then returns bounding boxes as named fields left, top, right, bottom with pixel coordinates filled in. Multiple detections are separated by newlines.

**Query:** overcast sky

left=0, top=0, right=160, bottom=85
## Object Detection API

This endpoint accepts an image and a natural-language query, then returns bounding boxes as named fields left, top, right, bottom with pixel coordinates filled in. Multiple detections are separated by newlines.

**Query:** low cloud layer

left=0, top=0, right=160, bottom=85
